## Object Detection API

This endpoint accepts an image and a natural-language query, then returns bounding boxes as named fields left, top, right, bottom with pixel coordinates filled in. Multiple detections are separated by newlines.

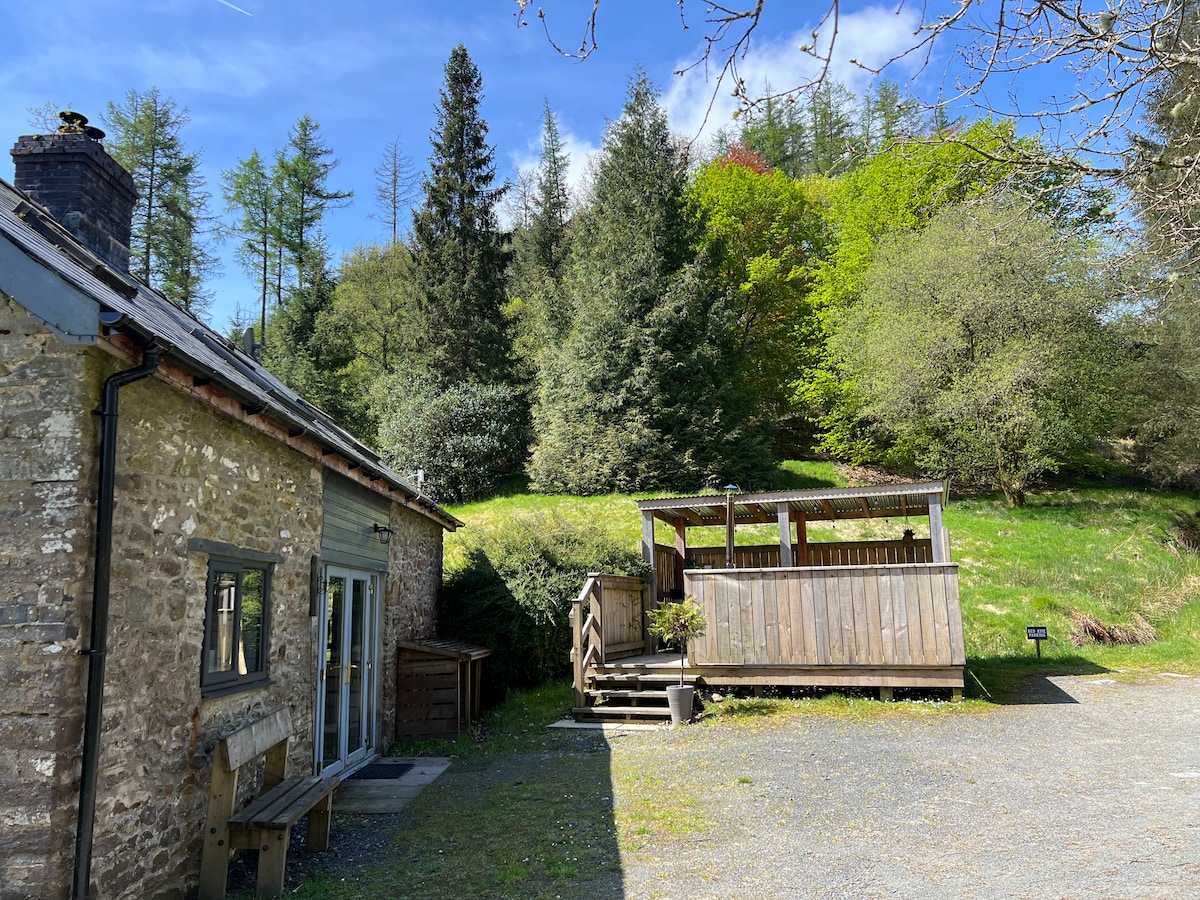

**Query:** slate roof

left=0, top=177, right=461, bottom=530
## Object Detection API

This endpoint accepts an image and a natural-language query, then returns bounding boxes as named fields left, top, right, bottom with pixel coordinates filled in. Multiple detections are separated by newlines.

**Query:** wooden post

left=777, top=504, right=793, bottom=567
left=641, top=511, right=657, bottom=612
left=796, top=511, right=809, bottom=566
left=725, top=492, right=735, bottom=568
left=591, top=577, right=605, bottom=666
left=928, top=492, right=946, bottom=563
left=570, top=600, right=584, bottom=708
left=674, top=520, right=687, bottom=596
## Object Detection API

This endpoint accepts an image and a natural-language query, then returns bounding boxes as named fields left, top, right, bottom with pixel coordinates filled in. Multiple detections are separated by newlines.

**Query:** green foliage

left=327, top=242, right=423, bottom=381
left=412, top=44, right=513, bottom=386
left=438, top=513, right=648, bottom=700
left=689, top=155, right=828, bottom=448
left=830, top=198, right=1118, bottom=505
left=375, top=374, right=528, bottom=503
left=104, top=87, right=215, bottom=314
left=646, top=597, right=706, bottom=685
left=221, top=148, right=282, bottom=333
left=645, top=598, right=706, bottom=648
left=276, top=116, right=353, bottom=291
left=529, top=72, right=775, bottom=494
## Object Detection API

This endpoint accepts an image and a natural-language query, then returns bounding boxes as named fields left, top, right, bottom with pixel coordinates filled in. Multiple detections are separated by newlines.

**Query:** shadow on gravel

left=967, top=654, right=1110, bottom=705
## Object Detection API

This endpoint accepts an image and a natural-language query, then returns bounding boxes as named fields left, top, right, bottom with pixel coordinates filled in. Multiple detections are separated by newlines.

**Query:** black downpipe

left=73, top=346, right=161, bottom=900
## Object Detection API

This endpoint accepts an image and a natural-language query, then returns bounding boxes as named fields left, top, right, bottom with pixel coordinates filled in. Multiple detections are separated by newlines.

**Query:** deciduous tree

left=830, top=197, right=1117, bottom=506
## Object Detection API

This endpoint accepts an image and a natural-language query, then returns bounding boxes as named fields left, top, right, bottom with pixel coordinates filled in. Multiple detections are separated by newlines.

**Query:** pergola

left=638, top=482, right=950, bottom=600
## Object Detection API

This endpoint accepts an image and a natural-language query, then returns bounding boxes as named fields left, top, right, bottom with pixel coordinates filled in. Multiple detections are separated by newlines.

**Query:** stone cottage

left=0, top=118, right=461, bottom=898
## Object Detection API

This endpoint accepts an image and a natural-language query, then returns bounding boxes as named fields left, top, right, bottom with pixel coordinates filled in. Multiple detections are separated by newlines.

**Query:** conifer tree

left=104, top=88, right=216, bottom=314
left=529, top=72, right=773, bottom=494
left=411, top=44, right=512, bottom=385
left=222, top=150, right=282, bottom=341
left=277, top=116, right=353, bottom=292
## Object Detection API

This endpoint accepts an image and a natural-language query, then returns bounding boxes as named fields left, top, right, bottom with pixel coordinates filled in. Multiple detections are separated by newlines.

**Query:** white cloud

left=663, top=4, right=926, bottom=143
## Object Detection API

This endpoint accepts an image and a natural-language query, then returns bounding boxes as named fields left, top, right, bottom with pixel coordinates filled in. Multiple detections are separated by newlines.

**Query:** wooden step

left=571, top=705, right=672, bottom=722
left=586, top=689, right=668, bottom=700
left=589, top=673, right=697, bottom=686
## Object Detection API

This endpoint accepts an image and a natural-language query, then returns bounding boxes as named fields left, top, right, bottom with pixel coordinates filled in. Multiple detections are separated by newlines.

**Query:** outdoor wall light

left=372, top=524, right=395, bottom=545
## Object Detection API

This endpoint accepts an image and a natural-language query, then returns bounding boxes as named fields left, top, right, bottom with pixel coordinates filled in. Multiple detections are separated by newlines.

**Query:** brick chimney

left=10, top=111, right=136, bottom=273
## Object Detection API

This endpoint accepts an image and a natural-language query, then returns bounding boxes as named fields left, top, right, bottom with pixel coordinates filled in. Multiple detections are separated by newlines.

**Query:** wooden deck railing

left=655, top=539, right=937, bottom=598
left=570, top=574, right=650, bottom=707
left=685, top=564, right=965, bottom=669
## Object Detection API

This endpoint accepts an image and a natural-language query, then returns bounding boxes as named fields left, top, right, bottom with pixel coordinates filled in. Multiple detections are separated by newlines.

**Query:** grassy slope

left=447, top=464, right=1200, bottom=686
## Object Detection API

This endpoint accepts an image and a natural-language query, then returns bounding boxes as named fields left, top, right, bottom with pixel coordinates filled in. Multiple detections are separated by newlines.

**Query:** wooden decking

left=571, top=563, right=965, bottom=722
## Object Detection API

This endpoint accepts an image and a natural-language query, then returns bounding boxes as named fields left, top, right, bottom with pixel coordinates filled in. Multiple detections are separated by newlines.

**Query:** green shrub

left=438, top=512, right=648, bottom=703
left=376, top=374, right=528, bottom=503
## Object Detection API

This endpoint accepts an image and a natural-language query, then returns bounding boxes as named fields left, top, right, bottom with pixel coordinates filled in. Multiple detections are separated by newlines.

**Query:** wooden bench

left=199, top=708, right=339, bottom=899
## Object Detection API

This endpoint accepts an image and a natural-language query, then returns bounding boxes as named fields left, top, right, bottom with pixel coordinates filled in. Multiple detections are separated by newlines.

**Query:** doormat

left=347, top=762, right=414, bottom=780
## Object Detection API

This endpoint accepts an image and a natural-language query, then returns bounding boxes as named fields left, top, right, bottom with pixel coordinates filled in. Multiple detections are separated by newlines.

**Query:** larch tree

left=372, top=137, right=420, bottom=244
left=410, top=43, right=512, bottom=386
left=222, top=149, right=283, bottom=343
left=104, top=88, right=215, bottom=315
left=276, top=116, right=353, bottom=292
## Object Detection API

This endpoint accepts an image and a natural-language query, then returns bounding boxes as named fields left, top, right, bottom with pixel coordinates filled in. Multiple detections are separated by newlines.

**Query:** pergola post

left=777, top=504, right=793, bottom=567
left=928, top=492, right=947, bottom=563
left=724, top=492, right=736, bottom=568
left=796, top=510, right=809, bottom=566
left=641, top=510, right=658, bottom=609
left=674, top=521, right=687, bottom=597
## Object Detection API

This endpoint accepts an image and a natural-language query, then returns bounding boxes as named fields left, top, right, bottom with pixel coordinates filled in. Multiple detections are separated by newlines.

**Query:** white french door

left=316, top=566, right=378, bottom=776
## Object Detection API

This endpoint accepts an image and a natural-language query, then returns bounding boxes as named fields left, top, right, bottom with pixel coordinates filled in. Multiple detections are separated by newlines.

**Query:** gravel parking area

left=235, top=674, right=1199, bottom=899
left=618, top=674, right=1199, bottom=900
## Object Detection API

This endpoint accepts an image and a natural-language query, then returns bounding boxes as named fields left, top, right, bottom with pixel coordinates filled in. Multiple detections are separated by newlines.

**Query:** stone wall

left=379, top=506, right=444, bottom=744
left=85, top=359, right=328, bottom=899
left=0, top=295, right=96, bottom=898
left=1, top=294, right=446, bottom=898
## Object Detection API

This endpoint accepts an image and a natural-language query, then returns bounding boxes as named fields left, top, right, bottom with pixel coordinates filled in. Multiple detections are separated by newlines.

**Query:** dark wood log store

left=395, top=638, right=491, bottom=739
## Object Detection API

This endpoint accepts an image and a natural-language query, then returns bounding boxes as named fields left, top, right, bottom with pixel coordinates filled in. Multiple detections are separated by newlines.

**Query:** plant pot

left=665, top=684, right=694, bottom=726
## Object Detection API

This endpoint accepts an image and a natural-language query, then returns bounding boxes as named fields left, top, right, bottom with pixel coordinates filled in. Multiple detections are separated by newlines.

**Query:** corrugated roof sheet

left=638, top=482, right=948, bottom=527
left=0, top=178, right=461, bottom=530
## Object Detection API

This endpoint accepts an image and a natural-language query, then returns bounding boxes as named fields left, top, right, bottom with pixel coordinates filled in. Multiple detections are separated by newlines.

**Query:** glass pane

left=206, top=570, right=237, bottom=674
left=321, top=576, right=345, bottom=768
left=347, top=578, right=366, bottom=754
left=239, top=568, right=265, bottom=675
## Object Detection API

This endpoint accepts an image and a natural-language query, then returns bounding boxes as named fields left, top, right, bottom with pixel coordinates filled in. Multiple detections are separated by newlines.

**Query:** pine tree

left=529, top=101, right=571, bottom=284
left=411, top=44, right=512, bottom=385
left=104, top=88, right=215, bottom=314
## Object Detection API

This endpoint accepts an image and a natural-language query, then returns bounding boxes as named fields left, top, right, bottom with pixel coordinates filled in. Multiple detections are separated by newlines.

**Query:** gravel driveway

left=617, top=674, right=1199, bottom=899
left=243, top=674, right=1199, bottom=899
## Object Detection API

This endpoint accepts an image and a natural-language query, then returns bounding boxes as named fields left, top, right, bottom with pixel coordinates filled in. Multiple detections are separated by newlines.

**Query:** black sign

left=1026, top=626, right=1048, bottom=640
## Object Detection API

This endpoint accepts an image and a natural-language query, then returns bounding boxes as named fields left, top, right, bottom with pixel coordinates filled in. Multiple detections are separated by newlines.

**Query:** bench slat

left=228, top=774, right=339, bottom=831
left=222, top=708, right=293, bottom=771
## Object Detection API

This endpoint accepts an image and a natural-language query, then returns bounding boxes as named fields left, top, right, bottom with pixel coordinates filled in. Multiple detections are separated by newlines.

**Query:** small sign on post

left=1026, top=625, right=1048, bottom=659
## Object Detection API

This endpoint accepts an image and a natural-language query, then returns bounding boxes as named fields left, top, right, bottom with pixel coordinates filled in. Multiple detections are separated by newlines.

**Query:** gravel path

left=617, top=674, right=1199, bottom=899
left=233, top=674, right=1199, bottom=898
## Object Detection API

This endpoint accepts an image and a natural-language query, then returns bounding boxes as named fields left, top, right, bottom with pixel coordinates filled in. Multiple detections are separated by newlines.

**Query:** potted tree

left=646, top=597, right=707, bottom=725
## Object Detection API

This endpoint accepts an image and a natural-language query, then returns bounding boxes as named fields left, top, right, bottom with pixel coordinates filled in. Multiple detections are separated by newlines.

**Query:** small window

left=201, top=558, right=271, bottom=693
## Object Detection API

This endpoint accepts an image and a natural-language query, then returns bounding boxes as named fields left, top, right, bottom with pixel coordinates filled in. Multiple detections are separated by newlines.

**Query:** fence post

left=570, top=597, right=584, bottom=709
left=589, top=574, right=605, bottom=666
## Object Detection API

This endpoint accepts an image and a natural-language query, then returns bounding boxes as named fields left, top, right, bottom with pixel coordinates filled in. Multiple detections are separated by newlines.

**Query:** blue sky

left=2, top=1, right=1043, bottom=328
